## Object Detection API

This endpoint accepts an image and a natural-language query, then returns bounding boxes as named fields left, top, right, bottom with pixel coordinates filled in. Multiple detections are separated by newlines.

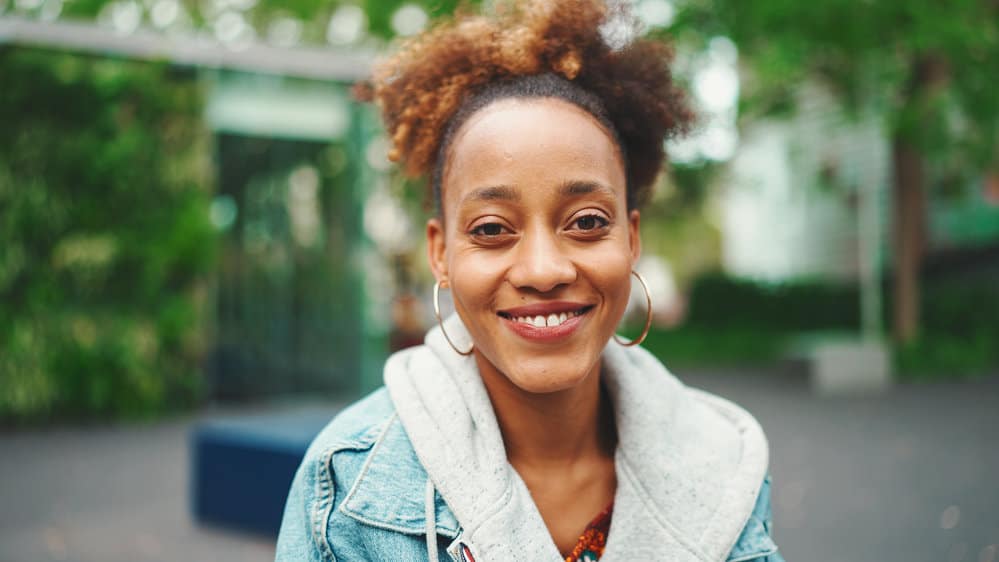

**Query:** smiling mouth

left=497, top=305, right=594, bottom=328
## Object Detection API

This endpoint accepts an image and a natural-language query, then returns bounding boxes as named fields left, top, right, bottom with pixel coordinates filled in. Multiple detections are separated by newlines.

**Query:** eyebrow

left=459, top=181, right=616, bottom=205
left=462, top=185, right=520, bottom=204
left=559, top=180, right=616, bottom=198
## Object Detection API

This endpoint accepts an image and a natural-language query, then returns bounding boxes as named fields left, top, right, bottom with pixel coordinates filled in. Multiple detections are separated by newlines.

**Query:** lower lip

left=501, top=311, right=588, bottom=343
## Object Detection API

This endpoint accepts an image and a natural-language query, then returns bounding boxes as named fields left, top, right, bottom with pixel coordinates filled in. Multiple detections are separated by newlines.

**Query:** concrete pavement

left=0, top=415, right=277, bottom=562
left=684, top=368, right=999, bottom=562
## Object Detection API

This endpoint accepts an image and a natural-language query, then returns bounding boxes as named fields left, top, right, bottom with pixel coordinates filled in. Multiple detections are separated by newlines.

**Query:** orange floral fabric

left=565, top=503, right=613, bottom=562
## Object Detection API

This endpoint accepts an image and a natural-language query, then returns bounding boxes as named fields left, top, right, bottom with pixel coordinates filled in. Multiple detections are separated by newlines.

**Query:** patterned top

left=565, top=503, right=613, bottom=562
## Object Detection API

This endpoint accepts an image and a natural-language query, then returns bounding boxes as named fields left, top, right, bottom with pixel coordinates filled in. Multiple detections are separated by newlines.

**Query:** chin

left=502, top=357, right=599, bottom=394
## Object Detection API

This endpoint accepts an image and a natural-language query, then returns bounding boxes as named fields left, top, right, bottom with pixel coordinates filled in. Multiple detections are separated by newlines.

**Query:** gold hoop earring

left=433, top=281, right=474, bottom=356
left=613, top=270, right=653, bottom=347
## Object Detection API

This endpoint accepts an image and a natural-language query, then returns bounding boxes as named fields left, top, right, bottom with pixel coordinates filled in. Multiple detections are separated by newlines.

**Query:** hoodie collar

left=376, top=314, right=769, bottom=562
left=598, top=342, right=770, bottom=561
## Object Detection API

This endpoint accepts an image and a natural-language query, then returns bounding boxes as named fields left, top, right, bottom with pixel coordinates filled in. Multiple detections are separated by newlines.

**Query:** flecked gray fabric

left=384, top=314, right=769, bottom=562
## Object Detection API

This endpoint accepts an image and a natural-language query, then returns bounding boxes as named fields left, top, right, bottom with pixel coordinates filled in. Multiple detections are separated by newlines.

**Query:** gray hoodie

left=382, top=314, right=774, bottom=562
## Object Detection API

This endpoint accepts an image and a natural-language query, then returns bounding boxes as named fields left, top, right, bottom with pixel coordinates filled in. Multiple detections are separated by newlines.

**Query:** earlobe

left=426, top=218, right=449, bottom=283
left=628, top=209, right=642, bottom=265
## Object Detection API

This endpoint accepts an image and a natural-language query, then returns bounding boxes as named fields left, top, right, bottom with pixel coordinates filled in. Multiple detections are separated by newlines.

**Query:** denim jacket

left=277, top=317, right=784, bottom=562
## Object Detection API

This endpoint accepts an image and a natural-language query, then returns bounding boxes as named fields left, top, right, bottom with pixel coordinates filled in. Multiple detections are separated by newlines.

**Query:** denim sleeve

left=758, top=474, right=786, bottom=562
left=275, top=451, right=331, bottom=562
left=727, top=475, right=785, bottom=562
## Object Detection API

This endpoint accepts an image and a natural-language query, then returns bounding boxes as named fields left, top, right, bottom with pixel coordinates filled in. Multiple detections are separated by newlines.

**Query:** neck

left=475, top=353, right=616, bottom=469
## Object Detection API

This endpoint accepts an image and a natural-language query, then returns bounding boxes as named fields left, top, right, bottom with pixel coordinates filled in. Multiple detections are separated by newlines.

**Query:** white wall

left=721, top=82, right=890, bottom=283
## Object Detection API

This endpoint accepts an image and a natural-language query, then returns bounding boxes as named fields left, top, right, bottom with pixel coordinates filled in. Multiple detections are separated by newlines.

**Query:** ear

left=426, top=217, right=449, bottom=284
left=628, top=209, right=642, bottom=266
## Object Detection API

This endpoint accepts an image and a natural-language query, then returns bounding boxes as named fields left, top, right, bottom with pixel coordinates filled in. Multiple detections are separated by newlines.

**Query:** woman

left=277, top=1, right=783, bottom=561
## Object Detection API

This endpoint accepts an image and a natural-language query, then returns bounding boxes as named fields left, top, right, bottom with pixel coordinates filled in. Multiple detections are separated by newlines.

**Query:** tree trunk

left=890, top=55, right=946, bottom=345
left=891, top=137, right=925, bottom=344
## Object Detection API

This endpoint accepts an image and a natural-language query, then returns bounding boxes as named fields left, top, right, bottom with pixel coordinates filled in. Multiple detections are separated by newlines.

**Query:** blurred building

left=207, top=72, right=374, bottom=399
left=2, top=17, right=394, bottom=400
left=722, top=80, right=999, bottom=284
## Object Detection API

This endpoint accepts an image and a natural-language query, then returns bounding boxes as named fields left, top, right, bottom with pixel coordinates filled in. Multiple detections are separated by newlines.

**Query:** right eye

left=470, top=222, right=506, bottom=236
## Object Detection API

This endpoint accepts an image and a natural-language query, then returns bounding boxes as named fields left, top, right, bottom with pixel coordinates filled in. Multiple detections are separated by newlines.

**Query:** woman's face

left=427, top=97, right=640, bottom=394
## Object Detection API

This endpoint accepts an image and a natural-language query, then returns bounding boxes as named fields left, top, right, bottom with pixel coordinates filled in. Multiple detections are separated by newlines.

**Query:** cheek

left=446, top=249, right=504, bottom=312
left=585, top=247, right=635, bottom=314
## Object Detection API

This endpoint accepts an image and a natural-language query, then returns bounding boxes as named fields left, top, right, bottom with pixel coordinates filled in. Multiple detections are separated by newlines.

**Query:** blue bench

left=191, top=405, right=341, bottom=536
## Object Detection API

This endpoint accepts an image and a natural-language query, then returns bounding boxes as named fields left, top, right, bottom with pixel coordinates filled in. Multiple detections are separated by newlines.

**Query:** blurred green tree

left=0, top=48, right=215, bottom=422
left=671, top=0, right=999, bottom=344
left=54, top=0, right=473, bottom=45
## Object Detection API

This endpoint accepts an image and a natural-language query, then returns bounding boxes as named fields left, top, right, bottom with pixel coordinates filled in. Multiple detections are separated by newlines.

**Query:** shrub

left=0, top=48, right=215, bottom=423
left=648, top=273, right=999, bottom=377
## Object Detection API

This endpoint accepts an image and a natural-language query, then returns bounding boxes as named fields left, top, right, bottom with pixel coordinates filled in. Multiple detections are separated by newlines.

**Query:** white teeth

left=509, top=310, right=584, bottom=328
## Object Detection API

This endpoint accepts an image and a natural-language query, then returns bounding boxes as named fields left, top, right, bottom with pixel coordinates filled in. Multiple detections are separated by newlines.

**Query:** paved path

left=1, top=370, right=997, bottom=562
left=683, top=368, right=999, bottom=562
left=0, top=414, right=277, bottom=562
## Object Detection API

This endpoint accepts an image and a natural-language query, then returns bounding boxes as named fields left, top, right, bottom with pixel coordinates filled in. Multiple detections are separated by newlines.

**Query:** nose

left=506, top=226, right=577, bottom=293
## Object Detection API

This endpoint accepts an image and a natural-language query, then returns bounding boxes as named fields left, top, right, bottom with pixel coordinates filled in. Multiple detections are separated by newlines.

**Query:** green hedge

left=0, top=48, right=216, bottom=423
left=685, top=273, right=860, bottom=331
left=640, top=273, right=999, bottom=378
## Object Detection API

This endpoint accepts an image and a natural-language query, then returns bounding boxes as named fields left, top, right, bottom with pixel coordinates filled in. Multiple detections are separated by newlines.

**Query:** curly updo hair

left=356, top=0, right=693, bottom=213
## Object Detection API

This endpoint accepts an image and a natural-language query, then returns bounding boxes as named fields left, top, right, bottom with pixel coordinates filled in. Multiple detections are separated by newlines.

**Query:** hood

left=384, top=314, right=769, bottom=562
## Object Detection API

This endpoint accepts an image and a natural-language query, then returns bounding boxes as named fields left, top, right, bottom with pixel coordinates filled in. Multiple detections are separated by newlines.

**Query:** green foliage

left=640, top=273, right=999, bottom=377
left=0, top=47, right=215, bottom=423
left=893, top=279, right=999, bottom=379
left=673, top=0, right=999, bottom=169
left=56, top=0, right=480, bottom=47
left=895, top=331, right=997, bottom=380
left=640, top=325, right=788, bottom=368
left=360, top=0, right=471, bottom=39
left=685, top=273, right=860, bottom=331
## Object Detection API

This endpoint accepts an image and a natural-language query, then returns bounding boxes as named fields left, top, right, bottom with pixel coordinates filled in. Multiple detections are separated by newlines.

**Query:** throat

left=514, top=455, right=617, bottom=558
left=487, top=365, right=618, bottom=465
left=479, top=357, right=619, bottom=556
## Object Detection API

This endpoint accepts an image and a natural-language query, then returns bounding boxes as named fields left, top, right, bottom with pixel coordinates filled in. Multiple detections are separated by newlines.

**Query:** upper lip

left=497, top=301, right=593, bottom=318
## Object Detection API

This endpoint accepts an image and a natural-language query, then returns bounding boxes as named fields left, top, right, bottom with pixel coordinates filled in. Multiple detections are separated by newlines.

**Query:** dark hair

left=357, top=0, right=693, bottom=214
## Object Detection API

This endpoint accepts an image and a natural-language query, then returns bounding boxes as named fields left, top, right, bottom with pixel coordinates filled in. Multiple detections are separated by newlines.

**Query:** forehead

left=442, top=97, right=626, bottom=208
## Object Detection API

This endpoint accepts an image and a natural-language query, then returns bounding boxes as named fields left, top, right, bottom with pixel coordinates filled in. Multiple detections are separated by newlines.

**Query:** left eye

left=573, top=215, right=608, bottom=230
left=471, top=223, right=505, bottom=236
